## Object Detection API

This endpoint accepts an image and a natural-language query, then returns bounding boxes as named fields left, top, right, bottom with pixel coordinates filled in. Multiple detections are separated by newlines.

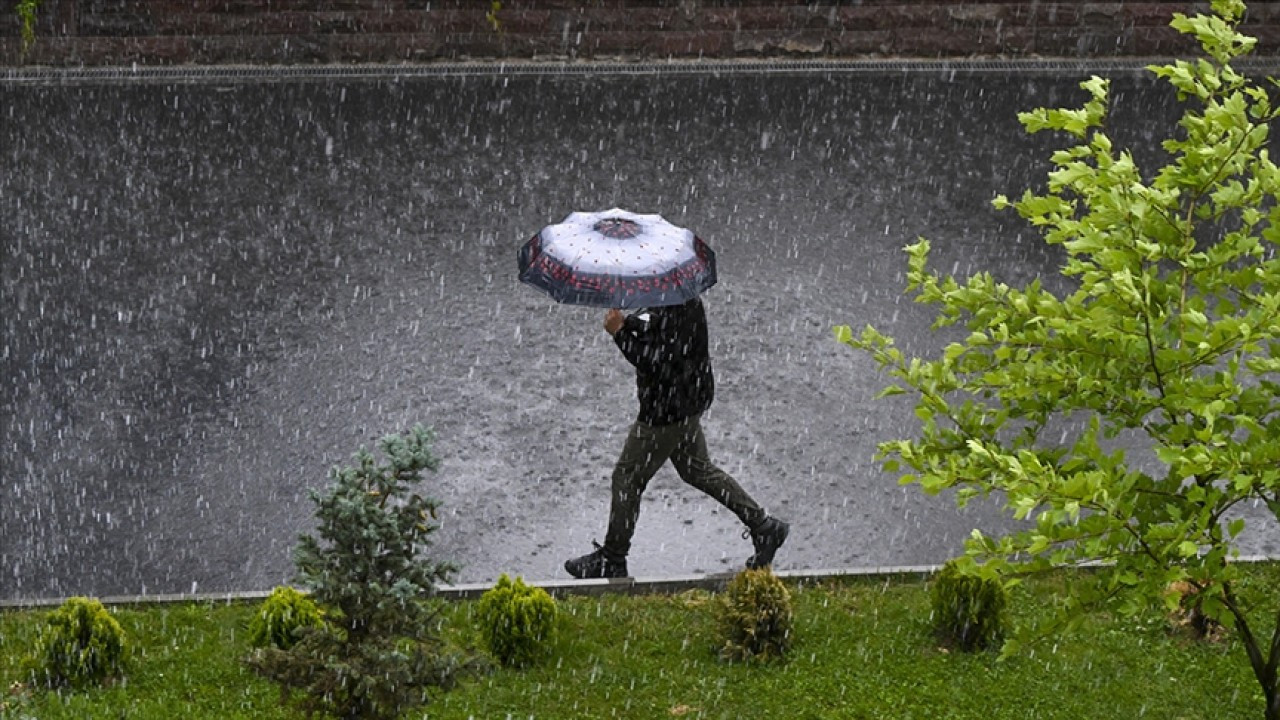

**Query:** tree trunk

left=1222, top=582, right=1279, bottom=720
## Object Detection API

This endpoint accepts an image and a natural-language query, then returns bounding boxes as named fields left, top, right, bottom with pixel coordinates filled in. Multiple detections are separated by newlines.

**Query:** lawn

left=2, top=564, right=1275, bottom=719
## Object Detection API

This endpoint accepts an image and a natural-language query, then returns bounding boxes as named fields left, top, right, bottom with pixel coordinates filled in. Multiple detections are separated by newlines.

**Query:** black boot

left=564, top=541, right=628, bottom=579
left=744, top=516, right=789, bottom=570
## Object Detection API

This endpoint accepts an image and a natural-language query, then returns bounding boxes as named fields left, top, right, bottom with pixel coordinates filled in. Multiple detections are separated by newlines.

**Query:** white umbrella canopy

left=517, top=208, right=718, bottom=309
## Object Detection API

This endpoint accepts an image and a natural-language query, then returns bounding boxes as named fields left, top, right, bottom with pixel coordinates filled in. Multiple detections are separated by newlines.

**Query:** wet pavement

left=3, top=63, right=1278, bottom=600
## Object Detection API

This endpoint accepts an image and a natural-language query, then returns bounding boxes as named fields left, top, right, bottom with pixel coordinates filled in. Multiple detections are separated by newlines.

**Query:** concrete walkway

left=4, top=557, right=1276, bottom=609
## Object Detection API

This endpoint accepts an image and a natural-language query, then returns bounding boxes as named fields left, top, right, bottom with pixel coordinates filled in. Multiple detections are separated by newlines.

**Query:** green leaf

left=1156, top=445, right=1183, bottom=465
left=875, top=385, right=907, bottom=399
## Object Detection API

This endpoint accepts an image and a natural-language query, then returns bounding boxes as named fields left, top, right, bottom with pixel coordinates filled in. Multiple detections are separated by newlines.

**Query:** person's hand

left=604, top=309, right=625, bottom=335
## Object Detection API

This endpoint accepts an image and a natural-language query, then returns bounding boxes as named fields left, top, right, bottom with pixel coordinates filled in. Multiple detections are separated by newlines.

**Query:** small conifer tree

left=246, top=425, right=464, bottom=720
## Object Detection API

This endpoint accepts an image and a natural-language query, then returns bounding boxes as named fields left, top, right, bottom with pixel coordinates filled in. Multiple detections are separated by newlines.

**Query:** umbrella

left=517, top=208, right=717, bottom=309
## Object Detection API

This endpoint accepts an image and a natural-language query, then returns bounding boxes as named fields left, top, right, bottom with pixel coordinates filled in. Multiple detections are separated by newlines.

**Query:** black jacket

left=612, top=297, right=715, bottom=426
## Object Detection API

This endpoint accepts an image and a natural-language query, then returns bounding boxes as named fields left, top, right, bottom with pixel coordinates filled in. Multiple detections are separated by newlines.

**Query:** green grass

left=0, top=602, right=293, bottom=719
left=2, top=564, right=1276, bottom=719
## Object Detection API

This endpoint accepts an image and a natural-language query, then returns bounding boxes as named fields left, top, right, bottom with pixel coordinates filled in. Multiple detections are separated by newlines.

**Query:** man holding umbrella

left=518, top=209, right=789, bottom=579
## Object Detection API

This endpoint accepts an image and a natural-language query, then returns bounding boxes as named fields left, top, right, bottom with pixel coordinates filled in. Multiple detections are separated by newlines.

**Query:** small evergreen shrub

left=931, top=560, right=1008, bottom=652
left=27, top=596, right=128, bottom=688
left=247, top=586, right=324, bottom=650
left=244, top=425, right=470, bottom=720
left=714, top=567, right=793, bottom=662
left=475, top=574, right=558, bottom=667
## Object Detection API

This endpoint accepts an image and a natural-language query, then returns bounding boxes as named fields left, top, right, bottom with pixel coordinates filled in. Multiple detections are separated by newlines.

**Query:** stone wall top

left=2, top=2, right=1278, bottom=67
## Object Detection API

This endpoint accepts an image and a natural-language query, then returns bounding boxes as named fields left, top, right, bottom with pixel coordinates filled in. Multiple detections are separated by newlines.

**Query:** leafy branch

left=16, top=0, right=41, bottom=57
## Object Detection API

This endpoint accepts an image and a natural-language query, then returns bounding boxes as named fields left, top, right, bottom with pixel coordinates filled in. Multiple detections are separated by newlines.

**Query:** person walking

left=564, top=297, right=789, bottom=579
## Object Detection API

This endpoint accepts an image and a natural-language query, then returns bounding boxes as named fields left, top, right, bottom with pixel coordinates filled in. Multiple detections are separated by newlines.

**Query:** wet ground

left=3, top=63, right=1278, bottom=600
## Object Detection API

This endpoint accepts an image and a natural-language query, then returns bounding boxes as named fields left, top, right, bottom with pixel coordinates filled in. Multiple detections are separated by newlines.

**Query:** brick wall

left=2, top=1, right=1277, bottom=67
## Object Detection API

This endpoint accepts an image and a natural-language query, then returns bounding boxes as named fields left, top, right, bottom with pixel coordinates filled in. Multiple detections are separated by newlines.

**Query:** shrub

left=27, top=597, right=128, bottom=688
left=931, top=560, right=1008, bottom=652
left=715, top=568, right=793, bottom=662
left=245, top=425, right=469, bottom=720
left=475, top=574, right=558, bottom=667
left=247, top=586, right=324, bottom=650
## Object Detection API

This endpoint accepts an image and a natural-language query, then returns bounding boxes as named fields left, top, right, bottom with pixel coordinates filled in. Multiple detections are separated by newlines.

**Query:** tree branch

left=1142, top=312, right=1178, bottom=431
left=1190, top=121, right=1265, bottom=203
left=1205, top=493, right=1256, bottom=535
left=1166, top=302, right=1280, bottom=378
left=1120, top=516, right=1166, bottom=565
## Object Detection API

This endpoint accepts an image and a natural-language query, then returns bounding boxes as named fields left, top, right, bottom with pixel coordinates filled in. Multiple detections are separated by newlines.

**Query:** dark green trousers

left=603, top=414, right=766, bottom=558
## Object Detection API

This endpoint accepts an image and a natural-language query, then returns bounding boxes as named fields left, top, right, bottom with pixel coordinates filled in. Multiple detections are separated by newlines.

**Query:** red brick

left=826, top=29, right=895, bottom=56
left=78, top=0, right=148, bottom=14
left=78, top=14, right=155, bottom=38
left=729, top=29, right=830, bottom=56
left=584, top=29, right=735, bottom=58
left=1244, top=3, right=1280, bottom=24
left=35, top=0, right=81, bottom=36
left=496, top=33, right=567, bottom=59
left=891, top=26, right=1021, bottom=56
left=1246, top=24, right=1280, bottom=50
left=716, top=7, right=837, bottom=32
left=166, top=0, right=402, bottom=12
left=474, top=9, right=553, bottom=35
left=1130, top=26, right=1202, bottom=54
left=548, top=7, right=684, bottom=34
left=1120, top=3, right=1190, bottom=27
left=992, top=26, right=1038, bottom=56
left=62, top=35, right=194, bottom=65
left=423, top=9, right=508, bottom=34
left=947, top=4, right=1015, bottom=27
left=1029, top=28, right=1091, bottom=56
left=833, top=6, right=943, bottom=32
left=151, top=11, right=423, bottom=36
left=1027, top=3, right=1088, bottom=28
left=1078, top=3, right=1127, bottom=23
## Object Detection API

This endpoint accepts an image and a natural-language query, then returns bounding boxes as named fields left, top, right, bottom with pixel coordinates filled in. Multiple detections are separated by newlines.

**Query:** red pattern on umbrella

left=530, top=238, right=710, bottom=293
